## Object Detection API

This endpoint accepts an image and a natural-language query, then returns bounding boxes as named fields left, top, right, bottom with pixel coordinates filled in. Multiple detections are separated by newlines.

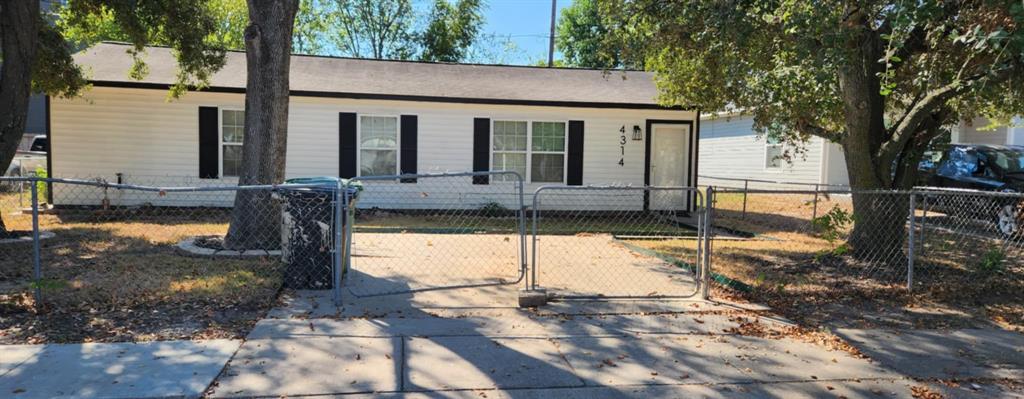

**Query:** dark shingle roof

left=76, top=42, right=669, bottom=108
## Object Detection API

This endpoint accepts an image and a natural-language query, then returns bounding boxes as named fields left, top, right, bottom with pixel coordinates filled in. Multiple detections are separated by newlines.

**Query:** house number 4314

left=618, top=126, right=627, bottom=166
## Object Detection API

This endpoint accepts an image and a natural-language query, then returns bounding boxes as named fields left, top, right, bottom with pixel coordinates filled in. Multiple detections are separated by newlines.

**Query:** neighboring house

left=953, top=117, right=1024, bottom=146
left=48, top=42, right=700, bottom=211
left=699, top=114, right=849, bottom=188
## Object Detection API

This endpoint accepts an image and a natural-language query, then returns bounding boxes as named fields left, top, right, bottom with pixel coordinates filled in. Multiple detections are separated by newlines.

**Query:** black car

left=917, top=144, right=1024, bottom=236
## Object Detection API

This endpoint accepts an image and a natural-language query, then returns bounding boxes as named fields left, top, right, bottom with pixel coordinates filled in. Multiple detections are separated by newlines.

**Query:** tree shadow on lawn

left=0, top=225, right=283, bottom=344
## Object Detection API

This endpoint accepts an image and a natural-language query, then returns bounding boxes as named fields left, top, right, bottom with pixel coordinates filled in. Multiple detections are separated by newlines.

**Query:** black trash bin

left=279, top=177, right=360, bottom=289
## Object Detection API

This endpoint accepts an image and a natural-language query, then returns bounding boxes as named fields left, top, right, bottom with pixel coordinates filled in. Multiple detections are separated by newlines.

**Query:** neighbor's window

left=492, top=120, right=565, bottom=183
left=360, top=115, right=399, bottom=176
left=764, top=136, right=783, bottom=170
left=221, top=110, right=244, bottom=177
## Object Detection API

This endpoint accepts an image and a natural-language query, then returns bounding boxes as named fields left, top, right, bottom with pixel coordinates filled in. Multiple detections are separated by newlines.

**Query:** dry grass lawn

left=1, top=191, right=282, bottom=344
left=632, top=190, right=1024, bottom=332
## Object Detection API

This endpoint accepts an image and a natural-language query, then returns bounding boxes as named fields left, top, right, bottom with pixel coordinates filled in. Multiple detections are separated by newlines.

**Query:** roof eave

left=88, top=80, right=694, bottom=111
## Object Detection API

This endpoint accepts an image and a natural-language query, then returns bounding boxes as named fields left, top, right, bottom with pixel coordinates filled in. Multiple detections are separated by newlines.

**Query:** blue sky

left=475, top=0, right=571, bottom=65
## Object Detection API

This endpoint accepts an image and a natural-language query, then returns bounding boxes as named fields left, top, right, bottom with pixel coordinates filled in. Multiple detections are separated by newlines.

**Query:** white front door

left=649, top=124, right=690, bottom=210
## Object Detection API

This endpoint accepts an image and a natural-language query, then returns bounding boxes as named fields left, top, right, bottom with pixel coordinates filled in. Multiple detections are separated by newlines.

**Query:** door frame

left=644, top=119, right=697, bottom=211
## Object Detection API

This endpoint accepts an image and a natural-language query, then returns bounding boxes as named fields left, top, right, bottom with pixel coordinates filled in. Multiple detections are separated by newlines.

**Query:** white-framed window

left=492, top=120, right=566, bottom=183
left=764, top=136, right=784, bottom=170
left=359, top=115, right=399, bottom=176
left=221, top=109, right=244, bottom=177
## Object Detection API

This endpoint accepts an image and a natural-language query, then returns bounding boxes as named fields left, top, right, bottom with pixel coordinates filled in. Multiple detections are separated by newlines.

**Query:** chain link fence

left=340, top=171, right=526, bottom=297
left=529, top=186, right=710, bottom=299
left=0, top=177, right=345, bottom=343
left=685, top=186, right=1022, bottom=330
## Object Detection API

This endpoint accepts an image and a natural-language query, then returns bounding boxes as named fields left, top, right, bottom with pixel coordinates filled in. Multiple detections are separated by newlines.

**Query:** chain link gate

left=339, top=171, right=526, bottom=297
left=529, top=186, right=711, bottom=299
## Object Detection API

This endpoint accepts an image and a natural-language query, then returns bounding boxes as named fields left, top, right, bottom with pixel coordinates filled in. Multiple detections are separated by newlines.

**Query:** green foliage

left=418, top=0, right=483, bottom=62
left=29, top=278, right=68, bottom=292
left=812, top=205, right=853, bottom=259
left=479, top=201, right=508, bottom=216
left=600, top=0, right=1024, bottom=190
left=556, top=0, right=639, bottom=69
left=979, top=246, right=1006, bottom=273
left=34, top=167, right=48, bottom=202
left=329, top=0, right=417, bottom=59
left=45, top=0, right=228, bottom=99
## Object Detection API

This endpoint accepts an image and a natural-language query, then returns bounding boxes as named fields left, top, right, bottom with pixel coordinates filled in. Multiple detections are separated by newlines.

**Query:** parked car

left=4, top=135, right=47, bottom=177
left=917, top=144, right=1024, bottom=236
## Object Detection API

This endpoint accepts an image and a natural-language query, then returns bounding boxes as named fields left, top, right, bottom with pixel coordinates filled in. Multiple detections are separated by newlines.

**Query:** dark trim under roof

left=90, top=80, right=688, bottom=110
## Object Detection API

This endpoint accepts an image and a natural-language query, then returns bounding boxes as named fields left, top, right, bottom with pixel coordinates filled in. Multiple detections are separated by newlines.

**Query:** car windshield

left=979, top=148, right=1024, bottom=173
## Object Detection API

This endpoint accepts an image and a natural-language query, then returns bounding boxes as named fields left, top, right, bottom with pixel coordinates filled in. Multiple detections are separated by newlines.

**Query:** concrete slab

left=248, top=315, right=551, bottom=339
left=837, top=328, right=1024, bottom=379
left=0, top=345, right=44, bottom=377
left=211, top=336, right=399, bottom=397
left=404, top=336, right=583, bottom=391
left=331, top=379, right=1019, bottom=399
left=553, top=334, right=895, bottom=386
left=0, top=340, right=238, bottom=399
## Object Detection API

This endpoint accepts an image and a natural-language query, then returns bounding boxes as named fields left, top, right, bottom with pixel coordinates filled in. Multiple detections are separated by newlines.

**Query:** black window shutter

left=198, top=106, right=219, bottom=179
left=400, top=115, right=418, bottom=183
left=339, top=112, right=357, bottom=178
left=567, top=120, right=585, bottom=185
left=472, top=118, right=490, bottom=184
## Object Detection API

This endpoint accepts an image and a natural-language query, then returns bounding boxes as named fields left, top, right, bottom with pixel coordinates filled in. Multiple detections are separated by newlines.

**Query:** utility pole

left=548, top=0, right=556, bottom=67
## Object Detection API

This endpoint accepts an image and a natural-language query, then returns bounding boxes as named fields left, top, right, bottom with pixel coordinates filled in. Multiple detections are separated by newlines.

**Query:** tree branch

left=878, top=66, right=1014, bottom=166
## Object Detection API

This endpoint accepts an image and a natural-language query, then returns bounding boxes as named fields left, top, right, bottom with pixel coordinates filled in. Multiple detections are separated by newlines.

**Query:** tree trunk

left=224, top=0, right=299, bottom=250
left=837, top=9, right=909, bottom=260
left=0, top=1, right=40, bottom=236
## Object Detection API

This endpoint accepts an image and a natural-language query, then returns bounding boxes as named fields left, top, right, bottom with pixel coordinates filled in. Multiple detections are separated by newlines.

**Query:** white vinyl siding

left=50, top=86, right=696, bottom=209
left=699, top=115, right=832, bottom=187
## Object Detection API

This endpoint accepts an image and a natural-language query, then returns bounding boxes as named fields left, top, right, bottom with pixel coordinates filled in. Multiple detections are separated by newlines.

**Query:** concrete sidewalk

left=207, top=312, right=1024, bottom=398
left=1, top=340, right=238, bottom=399
left=3, top=287, right=1022, bottom=398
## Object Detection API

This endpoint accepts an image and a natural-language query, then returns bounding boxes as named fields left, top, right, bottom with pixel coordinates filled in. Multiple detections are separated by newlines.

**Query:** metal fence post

left=31, top=178, right=42, bottom=305
left=741, top=179, right=748, bottom=219
left=333, top=182, right=345, bottom=306
left=530, top=191, right=540, bottom=291
left=702, top=185, right=713, bottom=300
left=906, top=193, right=916, bottom=292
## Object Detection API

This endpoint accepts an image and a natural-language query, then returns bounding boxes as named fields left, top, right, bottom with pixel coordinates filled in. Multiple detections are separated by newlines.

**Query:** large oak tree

left=0, top=0, right=225, bottom=236
left=603, top=0, right=1024, bottom=253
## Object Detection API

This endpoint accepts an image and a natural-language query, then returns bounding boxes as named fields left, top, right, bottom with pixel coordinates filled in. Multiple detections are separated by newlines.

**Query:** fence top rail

left=0, top=176, right=338, bottom=193
left=347, top=170, right=523, bottom=183
left=712, top=186, right=1024, bottom=198
left=533, top=184, right=704, bottom=193
left=699, top=174, right=849, bottom=188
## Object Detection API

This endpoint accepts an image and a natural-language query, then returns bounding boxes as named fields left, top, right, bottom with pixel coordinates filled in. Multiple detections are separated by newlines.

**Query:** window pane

left=223, top=145, right=242, bottom=177
left=222, top=110, right=244, bottom=143
left=492, top=152, right=526, bottom=180
left=493, top=121, right=527, bottom=151
left=223, top=126, right=243, bottom=143
left=360, top=149, right=397, bottom=176
left=360, top=116, right=398, bottom=148
left=532, top=122, right=565, bottom=152
left=765, top=145, right=783, bottom=168
left=531, top=153, right=564, bottom=183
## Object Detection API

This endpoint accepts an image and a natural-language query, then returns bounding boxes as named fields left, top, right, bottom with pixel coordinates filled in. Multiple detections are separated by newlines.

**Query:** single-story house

left=699, top=113, right=850, bottom=189
left=48, top=42, right=700, bottom=211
